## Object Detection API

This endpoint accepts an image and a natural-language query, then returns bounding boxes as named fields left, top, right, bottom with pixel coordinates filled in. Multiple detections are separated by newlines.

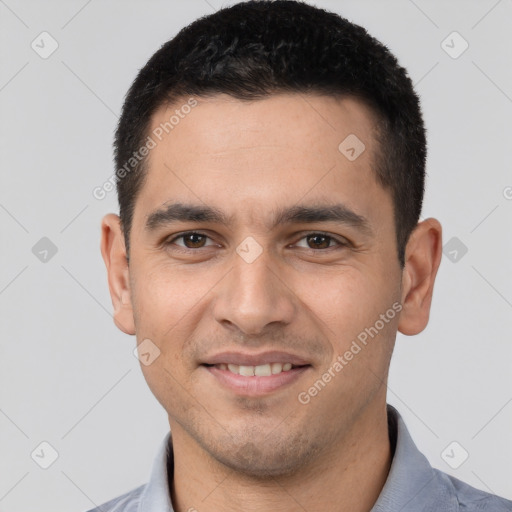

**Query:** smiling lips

left=202, top=351, right=311, bottom=395
left=215, top=362, right=294, bottom=376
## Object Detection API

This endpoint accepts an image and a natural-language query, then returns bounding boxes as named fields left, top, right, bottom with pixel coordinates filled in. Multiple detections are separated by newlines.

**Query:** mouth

left=201, top=351, right=312, bottom=396
left=203, top=362, right=304, bottom=376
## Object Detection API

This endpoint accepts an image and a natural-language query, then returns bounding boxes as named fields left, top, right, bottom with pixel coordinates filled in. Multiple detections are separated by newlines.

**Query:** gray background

left=1, top=0, right=511, bottom=510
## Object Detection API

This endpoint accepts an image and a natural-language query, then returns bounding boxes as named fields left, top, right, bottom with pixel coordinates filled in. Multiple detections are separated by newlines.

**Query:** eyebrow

left=144, top=202, right=373, bottom=236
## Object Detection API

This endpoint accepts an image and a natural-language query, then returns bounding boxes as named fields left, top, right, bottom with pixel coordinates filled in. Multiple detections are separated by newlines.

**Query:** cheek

left=132, top=267, right=206, bottom=408
left=139, top=356, right=201, bottom=419
left=131, top=264, right=207, bottom=336
left=295, top=266, right=398, bottom=359
left=294, top=268, right=376, bottom=335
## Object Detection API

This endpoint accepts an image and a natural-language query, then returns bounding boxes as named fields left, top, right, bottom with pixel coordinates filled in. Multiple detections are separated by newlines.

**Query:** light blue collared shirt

left=85, top=404, right=512, bottom=511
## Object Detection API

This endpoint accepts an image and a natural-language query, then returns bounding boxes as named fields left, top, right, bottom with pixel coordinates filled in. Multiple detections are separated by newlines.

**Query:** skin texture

left=101, top=93, right=442, bottom=512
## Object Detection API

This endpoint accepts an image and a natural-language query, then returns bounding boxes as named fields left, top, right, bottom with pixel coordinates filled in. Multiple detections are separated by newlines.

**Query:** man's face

left=118, top=93, right=404, bottom=476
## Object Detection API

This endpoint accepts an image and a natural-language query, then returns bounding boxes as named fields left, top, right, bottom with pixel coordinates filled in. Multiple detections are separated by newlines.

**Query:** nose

left=212, top=247, right=297, bottom=338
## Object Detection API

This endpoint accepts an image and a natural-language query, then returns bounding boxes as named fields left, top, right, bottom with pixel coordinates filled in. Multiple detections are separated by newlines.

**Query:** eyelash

left=164, top=231, right=350, bottom=253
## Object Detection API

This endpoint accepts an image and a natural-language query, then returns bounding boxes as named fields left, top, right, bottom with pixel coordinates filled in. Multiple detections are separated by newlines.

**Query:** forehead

left=133, top=93, right=391, bottom=232
left=149, top=93, right=379, bottom=161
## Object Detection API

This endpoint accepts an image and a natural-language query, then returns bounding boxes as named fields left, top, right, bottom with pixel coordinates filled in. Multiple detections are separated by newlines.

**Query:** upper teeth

left=216, top=362, right=293, bottom=376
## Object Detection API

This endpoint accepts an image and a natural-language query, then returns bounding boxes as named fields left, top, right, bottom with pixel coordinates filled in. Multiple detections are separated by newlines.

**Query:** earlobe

left=397, top=218, right=443, bottom=336
left=100, top=213, right=136, bottom=335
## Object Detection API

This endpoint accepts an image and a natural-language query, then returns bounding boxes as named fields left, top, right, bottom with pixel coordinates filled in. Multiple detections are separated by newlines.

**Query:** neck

left=168, top=402, right=392, bottom=512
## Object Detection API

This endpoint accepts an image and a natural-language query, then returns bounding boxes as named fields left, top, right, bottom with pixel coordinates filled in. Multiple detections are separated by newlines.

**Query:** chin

left=204, top=431, right=324, bottom=479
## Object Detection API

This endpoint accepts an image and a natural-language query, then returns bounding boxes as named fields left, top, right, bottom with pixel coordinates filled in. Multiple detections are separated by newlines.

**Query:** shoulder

left=83, top=483, right=146, bottom=512
left=432, top=468, right=512, bottom=511
left=382, top=405, right=511, bottom=512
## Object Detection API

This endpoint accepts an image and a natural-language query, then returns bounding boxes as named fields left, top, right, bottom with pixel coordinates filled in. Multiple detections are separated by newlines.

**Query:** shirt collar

left=137, top=430, right=174, bottom=511
left=138, top=404, right=450, bottom=512
left=370, top=404, right=450, bottom=511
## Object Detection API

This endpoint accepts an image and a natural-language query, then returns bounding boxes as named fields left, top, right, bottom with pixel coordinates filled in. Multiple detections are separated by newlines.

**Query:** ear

left=100, top=213, right=136, bottom=335
left=398, top=218, right=442, bottom=336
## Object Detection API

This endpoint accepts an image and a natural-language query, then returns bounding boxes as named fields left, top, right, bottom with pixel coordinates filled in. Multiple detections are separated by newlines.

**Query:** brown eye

left=294, top=232, right=347, bottom=250
left=306, top=234, right=333, bottom=249
left=181, top=233, right=207, bottom=248
left=166, top=232, right=216, bottom=250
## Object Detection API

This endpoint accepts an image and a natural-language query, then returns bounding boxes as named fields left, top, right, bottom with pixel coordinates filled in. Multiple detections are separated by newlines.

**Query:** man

left=94, top=1, right=512, bottom=510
